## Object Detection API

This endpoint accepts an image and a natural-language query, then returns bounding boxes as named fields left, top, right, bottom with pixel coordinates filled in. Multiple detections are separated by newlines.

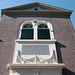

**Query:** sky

left=0, top=0, right=75, bottom=30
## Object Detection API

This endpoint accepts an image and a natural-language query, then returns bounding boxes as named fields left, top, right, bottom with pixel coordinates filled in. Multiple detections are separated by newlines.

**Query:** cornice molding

left=1, top=10, right=72, bottom=16
left=7, top=63, right=65, bottom=69
left=1, top=2, right=72, bottom=16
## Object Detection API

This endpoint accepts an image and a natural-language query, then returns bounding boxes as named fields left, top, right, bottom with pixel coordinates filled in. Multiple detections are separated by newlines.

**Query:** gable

left=20, top=6, right=54, bottom=11
left=1, top=2, right=72, bottom=16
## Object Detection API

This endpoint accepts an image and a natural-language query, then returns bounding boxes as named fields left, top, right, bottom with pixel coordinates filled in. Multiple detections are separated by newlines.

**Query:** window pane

left=23, top=24, right=33, bottom=28
left=21, top=29, right=33, bottom=39
left=38, top=24, right=48, bottom=28
left=38, top=29, right=50, bottom=39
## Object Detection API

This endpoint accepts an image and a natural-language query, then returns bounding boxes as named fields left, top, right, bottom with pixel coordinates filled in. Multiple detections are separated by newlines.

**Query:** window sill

left=15, top=39, right=56, bottom=43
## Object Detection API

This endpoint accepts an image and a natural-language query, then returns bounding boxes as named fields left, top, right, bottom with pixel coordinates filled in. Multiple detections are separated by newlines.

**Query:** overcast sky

left=0, top=0, right=75, bottom=29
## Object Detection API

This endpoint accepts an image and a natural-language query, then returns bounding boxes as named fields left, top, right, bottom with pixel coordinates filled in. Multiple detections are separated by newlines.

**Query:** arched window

left=38, top=24, right=50, bottom=39
left=21, top=24, right=33, bottom=39
left=19, top=20, right=54, bottom=40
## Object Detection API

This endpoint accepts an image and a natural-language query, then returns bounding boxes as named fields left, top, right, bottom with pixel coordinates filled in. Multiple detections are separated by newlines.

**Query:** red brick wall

left=0, top=14, right=75, bottom=75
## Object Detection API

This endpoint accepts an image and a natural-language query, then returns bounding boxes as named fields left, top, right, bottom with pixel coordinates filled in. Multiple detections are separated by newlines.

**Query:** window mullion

left=33, top=25, right=36, bottom=40
left=36, top=25, right=38, bottom=40
left=34, top=24, right=37, bottom=40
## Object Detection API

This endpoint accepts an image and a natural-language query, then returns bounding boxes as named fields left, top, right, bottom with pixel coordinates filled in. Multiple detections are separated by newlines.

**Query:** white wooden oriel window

left=13, top=20, right=58, bottom=64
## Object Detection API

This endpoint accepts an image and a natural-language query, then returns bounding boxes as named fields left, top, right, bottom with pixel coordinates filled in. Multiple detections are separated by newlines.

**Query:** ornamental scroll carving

left=16, top=50, right=56, bottom=64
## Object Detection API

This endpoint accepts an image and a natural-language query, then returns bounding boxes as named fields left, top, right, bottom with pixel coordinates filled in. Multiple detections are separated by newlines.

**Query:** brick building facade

left=0, top=2, right=75, bottom=75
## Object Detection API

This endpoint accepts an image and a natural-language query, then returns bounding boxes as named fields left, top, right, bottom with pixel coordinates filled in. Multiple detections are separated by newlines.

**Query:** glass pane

left=38, top=24, right=48, bottom=28
left=21, top=29, right=33, bottom=39
left=23, top=24, right=33, bottom=28
left=38, top=29, right=50, bottom=39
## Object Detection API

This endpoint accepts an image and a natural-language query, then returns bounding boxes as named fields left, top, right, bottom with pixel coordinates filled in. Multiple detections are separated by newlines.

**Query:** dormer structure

left=0, top=2, right=75, bottom=75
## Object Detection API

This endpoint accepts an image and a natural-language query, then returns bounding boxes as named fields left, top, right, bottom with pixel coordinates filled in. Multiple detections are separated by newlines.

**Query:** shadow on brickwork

left=6, top=14, right=69, bottom=18
left=0, top=40, right=3, bottom=42
left=62, top=68, right=75, bottom=75
left=55, top=42, right=66, bottom=63
left=56, top=42, right=75, bottom=75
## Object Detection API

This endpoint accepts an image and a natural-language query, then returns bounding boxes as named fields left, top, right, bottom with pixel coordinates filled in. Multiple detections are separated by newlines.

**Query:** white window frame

left=18, top=20, right=54, bottom=40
